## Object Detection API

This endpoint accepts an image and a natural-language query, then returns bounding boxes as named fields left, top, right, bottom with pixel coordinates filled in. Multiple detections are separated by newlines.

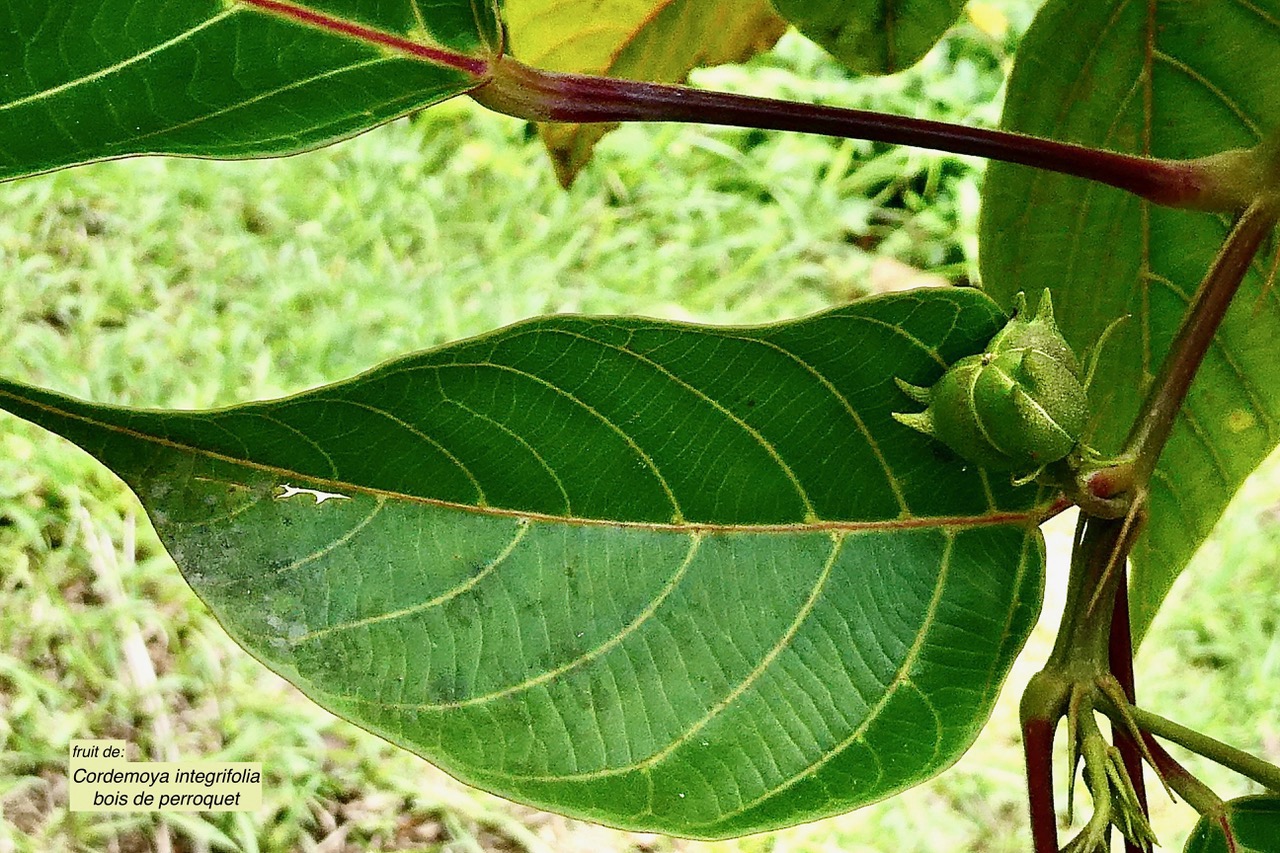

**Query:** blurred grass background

left=2, top=2, right=1278, bottom=850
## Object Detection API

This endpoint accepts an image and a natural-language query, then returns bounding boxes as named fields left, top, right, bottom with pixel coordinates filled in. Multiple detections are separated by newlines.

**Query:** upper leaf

left=0, top=289, right=1047, bottom=836
left=0, top=0, right=500, bottom=181
left=502, top=0, right=787, bottom=186
left=979, top=0, right=1280, bottom=641
left=768, top=0, right=967, bottom=75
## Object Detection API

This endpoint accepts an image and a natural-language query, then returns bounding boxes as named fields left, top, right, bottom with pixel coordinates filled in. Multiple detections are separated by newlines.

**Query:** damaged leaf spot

left=276, top=484, right=351, bottom=505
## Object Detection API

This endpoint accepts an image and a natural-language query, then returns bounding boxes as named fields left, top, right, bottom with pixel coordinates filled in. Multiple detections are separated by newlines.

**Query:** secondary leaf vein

left=0, top=10, right=240, bottom=114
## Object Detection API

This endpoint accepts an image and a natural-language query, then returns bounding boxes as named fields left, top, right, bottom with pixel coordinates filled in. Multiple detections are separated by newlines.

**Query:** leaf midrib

left=0, top=387, right=1050, bottom=532
left=237, top=0, right=491, bottom=75
left=2, top=0, right=491, bottom=122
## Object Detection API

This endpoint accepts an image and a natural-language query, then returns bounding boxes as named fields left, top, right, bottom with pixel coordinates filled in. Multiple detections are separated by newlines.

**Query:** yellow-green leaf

left=503, top=0, right=787, bottom=186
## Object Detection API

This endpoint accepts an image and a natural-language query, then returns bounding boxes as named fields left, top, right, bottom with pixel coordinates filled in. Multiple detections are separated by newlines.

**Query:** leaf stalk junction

left=1020, top=183, right=1280, bottom=849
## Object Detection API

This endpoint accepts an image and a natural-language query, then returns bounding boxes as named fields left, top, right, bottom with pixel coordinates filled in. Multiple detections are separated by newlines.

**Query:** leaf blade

left=0, top=290, right=1047, bottom=835
left=1185, top=796, right=1280, bottom=853
left=0, top=0, right=496, bottom=181
left=768, top=0, right=968, bottom=75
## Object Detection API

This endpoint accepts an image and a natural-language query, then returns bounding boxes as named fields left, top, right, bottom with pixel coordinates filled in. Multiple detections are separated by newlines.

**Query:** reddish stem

left=474, top=58, right=1228, bottom=211
left=1109, top=577, right=1150, bottom=853
left=237, top=0, right=1246, bottom=212
left=1140, top=733, right=1187, bottom=785
left=1038, top=495, right=1075, bottom=523
left=237, top=0, right=490, bottom=76
left=1140, top=734, right=1239, bottom=853
left=1024, top=716, right=1061, bottom=853
left=1124, top=201, right=1280, bottom=476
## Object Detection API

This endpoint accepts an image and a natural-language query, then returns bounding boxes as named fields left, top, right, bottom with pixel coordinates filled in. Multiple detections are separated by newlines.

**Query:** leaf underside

left=768, top=0, right=968, bottom=75
left=0, top=0, right=497, bottom=181
left=1184, top=796, right=1280, bottom=853
left=979, top=0, right=1280, bottom=641
left=0, top=289, right=1046, bottom=837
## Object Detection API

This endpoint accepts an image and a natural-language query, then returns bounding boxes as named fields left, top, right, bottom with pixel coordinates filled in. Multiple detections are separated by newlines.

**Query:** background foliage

left=1, top=4, right=1277, bottom=850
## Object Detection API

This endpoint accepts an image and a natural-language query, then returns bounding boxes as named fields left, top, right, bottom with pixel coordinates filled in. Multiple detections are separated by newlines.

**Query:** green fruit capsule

left=893, top=291, right=1088, bottom=475
left=985, top=290, right=1079, bottom=373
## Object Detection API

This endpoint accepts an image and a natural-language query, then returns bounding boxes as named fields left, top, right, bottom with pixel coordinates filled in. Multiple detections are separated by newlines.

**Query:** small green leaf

left=0, top=290, right=1046, bottom=836
left=0, top=0, right=500, bottom=181
left=503, top=0, right=787, bottom=186
left=768, top=0, right=967, bottom=74
left=979, top=0, right=1280, bottom=641
left=1185, top=796, right=1280, bottom=853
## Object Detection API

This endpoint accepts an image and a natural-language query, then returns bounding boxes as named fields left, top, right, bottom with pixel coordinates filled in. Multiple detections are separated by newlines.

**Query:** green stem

left=1141, top=733, right=1230, bottom=826
left=1119, top=705, right=1280, bottom=794
left=1049, top=514, right=1138, bottom=673
left=1076, top=709, right=1119, bottom=850
left=1020, top=517, right=1132, bottom=851
left=472, top=57, right=1246, bottom=211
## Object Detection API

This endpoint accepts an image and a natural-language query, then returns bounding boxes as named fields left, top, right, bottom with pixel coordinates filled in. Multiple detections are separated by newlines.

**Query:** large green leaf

left=503, top=0, right=787, bottom=186
left=769, top=0, right=967, bottom=74
left=978, top=0, right=1280, bottom=641
left=0, top=289, right=1046, bottom=837
left=1185, top=796, right=1280, bottom=853
left=0, top=0, right=500, bottom=181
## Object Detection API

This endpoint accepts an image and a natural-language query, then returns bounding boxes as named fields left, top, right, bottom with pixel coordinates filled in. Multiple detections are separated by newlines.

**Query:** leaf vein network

left=700, top=530, right=957, bottom=825
left=307, top=397, right=488, bottom=505
left=402, top=360, right=684, bottom=521
left=534, top=327, right=818, bottom=520
left=130, top=57, right=396, bottom=143
left=1151, top=49, right=1263, bottom=136
left=330, top=531, right=705, bottom=711
left=0, top=9, right=239, bottom=113
left=720, top=331, right=911, bottom=516
left=290, top=520, right=532, bottom=645
left=478, top=532, right=844, bottom=784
